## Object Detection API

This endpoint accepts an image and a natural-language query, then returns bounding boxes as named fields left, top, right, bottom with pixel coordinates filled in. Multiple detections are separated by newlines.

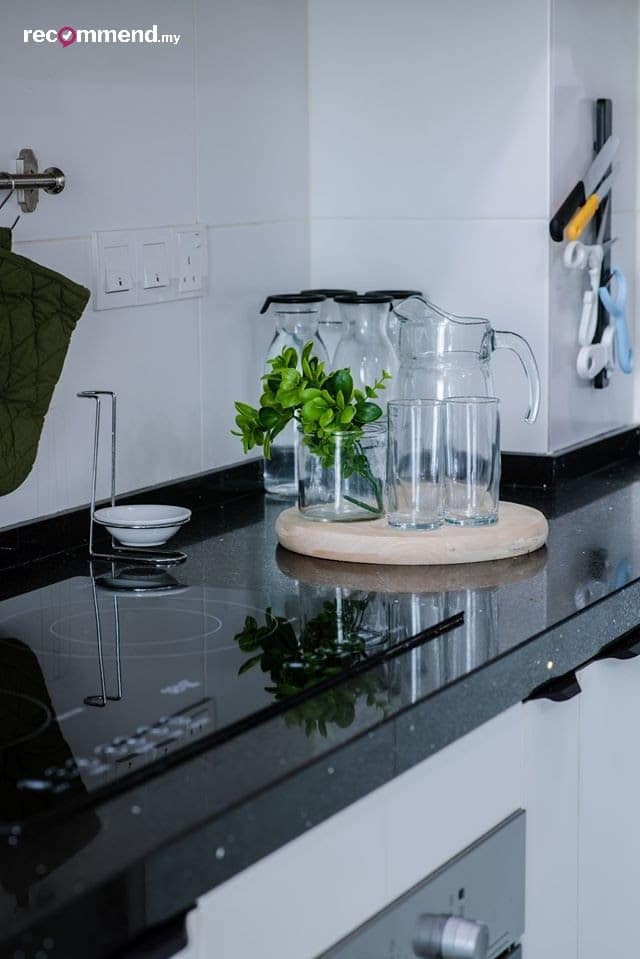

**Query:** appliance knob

left=413, top=914, right=489, bottom=959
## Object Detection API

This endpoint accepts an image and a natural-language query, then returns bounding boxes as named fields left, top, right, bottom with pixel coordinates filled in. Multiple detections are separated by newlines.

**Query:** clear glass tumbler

left=444, top=397, right=500, bottom=526
left=386, top=399, right=444, bottom=530
left=297, top=423, right=386, bottom=522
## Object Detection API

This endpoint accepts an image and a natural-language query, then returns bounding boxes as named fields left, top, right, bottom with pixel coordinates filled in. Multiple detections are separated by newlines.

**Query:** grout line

left=206, top=218, right=308, bottom=229
left=306, top=0, right=313, bottom=287
left=193, top=0, right=205, bottom=472
left=13, top=235, right=91, bottom=246
left=309, top=215, right=552, bottom=223
left=546, top=0, right=553, bottom=455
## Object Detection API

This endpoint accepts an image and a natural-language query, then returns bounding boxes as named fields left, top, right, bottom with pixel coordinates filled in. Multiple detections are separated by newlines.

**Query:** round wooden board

left=275, top=501, right=548, bottom=567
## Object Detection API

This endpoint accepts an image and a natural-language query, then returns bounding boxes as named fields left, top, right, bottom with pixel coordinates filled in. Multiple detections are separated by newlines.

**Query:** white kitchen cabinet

left=193, top=704, right=525, bottom=959
left=576, top=651, right=640, bottom=959
left=522, top=691, right=580, bottom=959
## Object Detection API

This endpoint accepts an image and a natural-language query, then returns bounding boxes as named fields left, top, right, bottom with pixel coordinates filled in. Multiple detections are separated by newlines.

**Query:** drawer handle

left=591, top=629, right=640, bottom=663
left=524, top=671, right=581, bottom=703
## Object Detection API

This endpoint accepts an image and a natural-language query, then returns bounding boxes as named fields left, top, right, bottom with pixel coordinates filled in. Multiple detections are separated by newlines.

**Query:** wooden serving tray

left=275, top=502, right=548, bottom=567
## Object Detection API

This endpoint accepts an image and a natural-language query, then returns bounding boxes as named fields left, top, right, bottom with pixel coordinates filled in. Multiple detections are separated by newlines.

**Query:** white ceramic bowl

left=93, top=505, right=191, bottom=547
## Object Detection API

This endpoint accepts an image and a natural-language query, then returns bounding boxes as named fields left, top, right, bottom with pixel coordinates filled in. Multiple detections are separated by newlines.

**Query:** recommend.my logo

left=24, top=24, right=181, bottom=46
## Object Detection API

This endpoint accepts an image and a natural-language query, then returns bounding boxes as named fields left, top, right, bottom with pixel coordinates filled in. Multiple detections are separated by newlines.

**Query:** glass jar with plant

left=233, top=341, right=391, bottom=521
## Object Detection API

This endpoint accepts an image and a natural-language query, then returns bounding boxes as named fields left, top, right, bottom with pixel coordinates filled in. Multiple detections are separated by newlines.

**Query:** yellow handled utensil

left=566, top=170, right=615, bottom=241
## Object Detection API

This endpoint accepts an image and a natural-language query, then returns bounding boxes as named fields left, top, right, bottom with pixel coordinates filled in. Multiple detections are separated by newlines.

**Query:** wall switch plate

left=92, top=226, right=208, bottom=310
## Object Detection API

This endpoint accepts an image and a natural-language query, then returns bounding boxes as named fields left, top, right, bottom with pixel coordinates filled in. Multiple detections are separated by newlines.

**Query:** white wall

left=309, top=0, right=551, bottom=454
left=549, top=0, right=638, bottom=451
left=309, top=0, right=639, bottom=455
left=0, top=0, right=309, bottom=528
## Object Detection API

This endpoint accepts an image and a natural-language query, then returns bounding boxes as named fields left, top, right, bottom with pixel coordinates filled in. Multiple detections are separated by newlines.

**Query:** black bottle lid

left=334, top=293, right=393, bottom=305
left=300, top=288, right=357, bottom=299
left=260, top=293, right=326, bottom=314
left=365, top=289, right=423, bottom=300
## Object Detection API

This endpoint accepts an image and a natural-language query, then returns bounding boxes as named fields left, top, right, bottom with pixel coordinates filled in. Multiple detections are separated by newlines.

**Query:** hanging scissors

left=600, top=268, right=632, bottom=374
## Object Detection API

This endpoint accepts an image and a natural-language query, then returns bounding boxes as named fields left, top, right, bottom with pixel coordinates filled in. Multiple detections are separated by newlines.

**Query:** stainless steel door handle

left=413, top=914, right=489, bottom=959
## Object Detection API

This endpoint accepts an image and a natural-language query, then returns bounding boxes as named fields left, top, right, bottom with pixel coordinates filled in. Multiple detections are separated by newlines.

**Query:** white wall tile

left=551, top=0, right=637, bottom=216
left=0, top=0, right=197, bottom=242
left=0, top=238, right=202, bottom=528
left=311, top=217, right=549, bottom=453
left=548, top=0, right=637, bottom=450
left=548, top=211, right=636, bottom=451
left=195, top=0, right=309, bottom=226
left=0, top=1, right=310, bottom=529
left=202, top=221, right=310, bottom=470
left=309, top=0, right=549, bottom=220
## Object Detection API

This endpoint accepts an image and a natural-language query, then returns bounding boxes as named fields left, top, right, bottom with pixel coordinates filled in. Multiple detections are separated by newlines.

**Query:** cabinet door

left=195, top=705, right=524, bottom=959
left=577, top=654, right=640, bottom=958
left=522, top=693, right=580, bottom=959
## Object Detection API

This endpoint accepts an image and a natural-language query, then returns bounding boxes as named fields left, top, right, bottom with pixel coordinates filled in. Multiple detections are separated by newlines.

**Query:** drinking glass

left=444, top=397, right=500, bottom=526
left=386, top=399, right=444, bottom=530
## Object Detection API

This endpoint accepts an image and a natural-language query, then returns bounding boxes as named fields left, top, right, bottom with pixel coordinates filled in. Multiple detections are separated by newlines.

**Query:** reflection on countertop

left=3, top=460, right=640, bottom=959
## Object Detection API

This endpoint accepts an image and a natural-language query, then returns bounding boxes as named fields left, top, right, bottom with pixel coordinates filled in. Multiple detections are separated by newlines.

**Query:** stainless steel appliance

left=317, top=811, right=525, bottom=959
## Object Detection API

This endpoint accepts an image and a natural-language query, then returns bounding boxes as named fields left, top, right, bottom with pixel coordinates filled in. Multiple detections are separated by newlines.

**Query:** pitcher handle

left=492, top=330, right=541, bottom=423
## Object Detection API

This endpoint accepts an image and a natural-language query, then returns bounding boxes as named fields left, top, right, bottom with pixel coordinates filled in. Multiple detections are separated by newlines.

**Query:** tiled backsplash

left=1, top=0, right=638, bottom=529
left=309, top=0, right=638, bottom=455
left=0, top=0, right=309, bottom=529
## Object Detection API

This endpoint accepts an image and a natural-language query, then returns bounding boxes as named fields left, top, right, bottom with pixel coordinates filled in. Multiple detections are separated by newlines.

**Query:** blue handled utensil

left=599, top=268, right=632, bottom=374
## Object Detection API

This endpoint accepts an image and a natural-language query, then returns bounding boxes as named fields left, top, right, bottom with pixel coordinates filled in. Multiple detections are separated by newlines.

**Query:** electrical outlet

left=176, top=228, right=207, bottom=296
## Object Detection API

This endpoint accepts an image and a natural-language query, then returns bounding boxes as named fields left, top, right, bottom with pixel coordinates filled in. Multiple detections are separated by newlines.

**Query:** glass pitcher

left=394, top=296, right=540, bottom=423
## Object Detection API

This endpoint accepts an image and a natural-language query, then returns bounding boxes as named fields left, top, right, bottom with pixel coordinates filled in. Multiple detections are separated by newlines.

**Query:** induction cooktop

left=0, top=572, right=461, bottom=831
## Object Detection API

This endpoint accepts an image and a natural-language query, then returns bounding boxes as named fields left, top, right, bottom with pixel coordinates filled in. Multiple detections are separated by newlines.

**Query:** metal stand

left=78, top=390, right=187, bottom=566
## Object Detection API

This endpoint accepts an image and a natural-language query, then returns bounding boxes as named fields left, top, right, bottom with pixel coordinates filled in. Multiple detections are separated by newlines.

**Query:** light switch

left=105, top=269, right=132, bottom=293
left=142, top=242, right=169, bottom=289
left=92, top=232, right=137, bottom=310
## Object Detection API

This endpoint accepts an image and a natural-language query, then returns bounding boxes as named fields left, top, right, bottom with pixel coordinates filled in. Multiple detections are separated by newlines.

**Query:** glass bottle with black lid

left=300, top=288, right=357, bottom=361
left=261, top=293, right=329, bottom=496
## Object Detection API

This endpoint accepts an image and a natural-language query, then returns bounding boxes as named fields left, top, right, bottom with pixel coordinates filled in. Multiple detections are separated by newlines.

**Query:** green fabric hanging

left=0, top=228, right=90, bottom=494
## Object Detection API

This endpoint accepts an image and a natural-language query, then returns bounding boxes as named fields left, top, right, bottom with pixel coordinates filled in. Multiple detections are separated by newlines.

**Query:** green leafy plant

left=232, top=342, right=391, bottom=513
left=235, top=600, right=388, bottom=736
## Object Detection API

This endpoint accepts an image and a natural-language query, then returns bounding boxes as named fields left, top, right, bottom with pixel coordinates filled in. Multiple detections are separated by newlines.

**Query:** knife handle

left=566, top=195, right=600, bottom=242
left=550, top=182, right=586, bottom=241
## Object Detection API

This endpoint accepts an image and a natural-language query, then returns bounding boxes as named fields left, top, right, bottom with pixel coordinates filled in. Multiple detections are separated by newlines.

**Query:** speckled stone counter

left=3, top=461, right=640, bottom=959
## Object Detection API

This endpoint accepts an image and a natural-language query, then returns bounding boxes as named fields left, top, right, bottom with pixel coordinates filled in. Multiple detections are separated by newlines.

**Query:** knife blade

left=549, top=134, right=620, bottom=242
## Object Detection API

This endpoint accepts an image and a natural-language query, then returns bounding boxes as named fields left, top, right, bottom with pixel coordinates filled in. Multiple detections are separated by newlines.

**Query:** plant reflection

left=234, top=600, right=388, bottom=736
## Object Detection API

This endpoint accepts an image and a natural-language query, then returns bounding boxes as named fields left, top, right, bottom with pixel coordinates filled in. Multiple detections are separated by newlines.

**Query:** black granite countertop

left=3, top=461, right=640, bottom=959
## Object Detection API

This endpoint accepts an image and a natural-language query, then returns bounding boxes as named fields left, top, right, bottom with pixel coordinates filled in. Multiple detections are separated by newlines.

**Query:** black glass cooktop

left=0, top=572, right=461, bottom=830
